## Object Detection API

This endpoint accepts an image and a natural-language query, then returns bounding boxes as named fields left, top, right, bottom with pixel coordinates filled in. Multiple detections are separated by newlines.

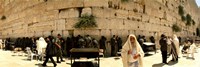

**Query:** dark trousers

left=161, top=51, right=167, bottom=63
left=57, top=49, right=63, bottom=62
left=43, top=55, right=56, bottom=65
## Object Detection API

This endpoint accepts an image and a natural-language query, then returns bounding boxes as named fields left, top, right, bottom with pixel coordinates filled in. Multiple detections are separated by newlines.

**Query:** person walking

left=121, top=34, right=144, bottom=67
left=54, top=34, right=64, bottom=63
left=42, top=36, right=57, bottom=67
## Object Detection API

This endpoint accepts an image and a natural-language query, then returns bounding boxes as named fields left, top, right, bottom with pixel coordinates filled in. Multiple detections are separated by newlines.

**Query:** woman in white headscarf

left=36, top=37, right=47, bottom=56
left=121, top=34, right=144, bottom=67
left=172, top=34, right=180, bottom=57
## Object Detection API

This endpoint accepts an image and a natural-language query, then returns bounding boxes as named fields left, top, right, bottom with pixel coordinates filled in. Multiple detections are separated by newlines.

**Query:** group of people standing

left=159, top=34, right=180, bottom=64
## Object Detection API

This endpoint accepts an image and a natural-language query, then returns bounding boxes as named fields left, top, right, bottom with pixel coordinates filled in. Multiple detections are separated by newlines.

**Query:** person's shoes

left=42, top=64, right=47, bottom=66
left=57, top=61, right=61, bottom=63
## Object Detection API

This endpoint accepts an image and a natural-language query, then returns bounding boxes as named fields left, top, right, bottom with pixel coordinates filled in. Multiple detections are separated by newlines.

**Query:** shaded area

left=152, top=63, right=165, bottom=67
left=35, top=63, right=54, bottom=67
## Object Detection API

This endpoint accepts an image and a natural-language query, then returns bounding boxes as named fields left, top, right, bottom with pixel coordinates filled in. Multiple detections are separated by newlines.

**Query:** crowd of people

left=0, top=33, right=198, bottom=67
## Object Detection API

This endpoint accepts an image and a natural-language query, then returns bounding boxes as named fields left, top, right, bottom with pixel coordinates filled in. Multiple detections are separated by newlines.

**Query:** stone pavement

left=0, top=48, right=199, bottom=67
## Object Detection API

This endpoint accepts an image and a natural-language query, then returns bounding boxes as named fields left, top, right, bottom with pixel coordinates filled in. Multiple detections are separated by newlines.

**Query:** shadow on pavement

left=152, top=63, right=165, bottom=67
left=167, top=61, right=178, bottom=66
left=144, top=53, right=154, bottom=57
left=35, top=63, right=54, bottom=67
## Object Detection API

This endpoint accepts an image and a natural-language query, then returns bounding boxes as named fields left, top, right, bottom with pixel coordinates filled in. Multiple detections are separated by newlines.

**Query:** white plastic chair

left=26, top=47, right=38, bottom=61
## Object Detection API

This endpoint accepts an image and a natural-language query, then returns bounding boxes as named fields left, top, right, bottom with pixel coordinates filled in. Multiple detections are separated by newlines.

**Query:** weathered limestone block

left=149, top=17, right=157, bottom=24
left=141, top=14, right=149, bottom=22
left=123, top=20, right=138, bottom=29
left=99, top=29, right=110, bottom=36
left=115, top=9, right=128, bottom=19
left=81, top=7, right=92, bottom=15
left=36, top=10, right=59, bottom=22
left=84, top=0, right=108, bottom=7
left=109, top=18, right=123, bottom=29
left=166, top=13, right=173, bottom=22
left=120, top=2, right=137, bottom=11
left=96, top=18, right=110, bottom=29
left=92, top=7, right=104, bottom=18
left=92, top=7, right=114, bottom=18
left=59, top=8, right=79, bottom=19
left=55, top=19, right=66, bottom=30
left=65, top=18, right=78, bottom=29
left=47, top=0, right=84, bottom=10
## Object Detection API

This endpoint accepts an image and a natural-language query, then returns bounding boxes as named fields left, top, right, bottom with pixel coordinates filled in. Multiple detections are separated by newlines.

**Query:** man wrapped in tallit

left=36, top=37, right=47, bottom=56
left=172, top=34, right=181, bottom=57
left=187, top=40, right=196, bottom=60
left=121, top=34, right=144, bottom=67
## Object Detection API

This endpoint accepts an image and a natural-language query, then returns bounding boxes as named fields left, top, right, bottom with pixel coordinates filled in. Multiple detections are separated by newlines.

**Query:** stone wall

left=0, top=0, right=200, bottom=41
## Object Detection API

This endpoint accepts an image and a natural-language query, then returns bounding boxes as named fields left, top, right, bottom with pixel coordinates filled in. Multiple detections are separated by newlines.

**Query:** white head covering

left=36, top=37, right=47, bottom=55
left=121, top=34, right=144, bottom=67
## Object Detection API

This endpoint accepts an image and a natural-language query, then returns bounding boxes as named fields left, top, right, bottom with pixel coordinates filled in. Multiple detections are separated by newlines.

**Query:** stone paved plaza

left=0, top=47, right=200, bottom=67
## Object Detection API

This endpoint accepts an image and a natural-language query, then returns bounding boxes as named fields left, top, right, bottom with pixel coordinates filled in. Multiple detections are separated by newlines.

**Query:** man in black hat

left=159, top=34, right=168, bottom=64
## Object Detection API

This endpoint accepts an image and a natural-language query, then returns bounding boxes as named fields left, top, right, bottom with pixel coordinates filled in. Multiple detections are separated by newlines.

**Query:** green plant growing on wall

left=186, top=14, right=192, bottom=26
left=74, top=14, right=97, bottom=29
left=181, top=15, right=186, bottom=21
left=121, top=0, right=129, bottom=2
left=178, top=5, right=184, bottom=16
left=172, top=24, right=181, bottom=32
left=1, top=15, right=6, bottom=20
left=192, top=20, right=195, bottom=25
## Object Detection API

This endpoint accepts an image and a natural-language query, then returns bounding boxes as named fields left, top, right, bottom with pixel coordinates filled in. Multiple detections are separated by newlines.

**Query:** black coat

left=159, top=37, right=168, bottom=51
left=46, top=40, right=56, bottom=56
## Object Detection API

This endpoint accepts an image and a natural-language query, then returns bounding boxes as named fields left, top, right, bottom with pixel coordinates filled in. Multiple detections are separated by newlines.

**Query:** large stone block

left=81, top=7, right=92, bottom=15
left=65, top=18, right=78, bottom=29
left=59, top=8, right=79, bottom=19
left=109, top=18, right=123, bottom=29
left=141, top=14, right=149, bottom=22
left=35, top=10, right=59, bottom=22
left=84, top=0, right=108, bottom=7
left=96, top=18, right=110, bottom=29
left=92, top=7, right=115, bottom=18
left=123, top=20, right=138, bottom=29
left=115, top=9, right=128, bottom=19
left=46, top=0, right=84, bottom=10
left=55, top=19, right=66, bottom=30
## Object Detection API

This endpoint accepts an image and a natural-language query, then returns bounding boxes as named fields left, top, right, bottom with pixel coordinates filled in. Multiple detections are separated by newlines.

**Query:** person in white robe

left=121, top=34, right=144, bottom=67
left=172, top=34, right=181, bottom=57
left=36, top=37, right=47, bottom=60
left=187, top=40, right=196, bottom=60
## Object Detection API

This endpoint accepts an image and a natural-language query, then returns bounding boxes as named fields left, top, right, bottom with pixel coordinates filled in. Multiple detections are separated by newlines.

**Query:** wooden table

left=70, top=48, right=99, bottom=67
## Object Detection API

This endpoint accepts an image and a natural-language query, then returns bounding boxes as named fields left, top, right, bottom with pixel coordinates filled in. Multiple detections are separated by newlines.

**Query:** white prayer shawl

left=36, top=37, right=47, bottom=55
left=121, top=34, right=144, bottom=67
left=173, top=35, right=180, bottom=57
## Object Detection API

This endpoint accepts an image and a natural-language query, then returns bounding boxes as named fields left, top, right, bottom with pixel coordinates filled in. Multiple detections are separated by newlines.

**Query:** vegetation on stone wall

left=74, top=14, right=97, bottom=29
left=178, top=5, right=195, bottom=26
left=186, top=14, right=192, bottom=26
left=1, top=15, right=6, bottom=20
left=178, top=5, right=184, bottom=16
left=121, top=0, right=129, bottom=2
left=172, top=24, right=181, bottom=32
left=192, top=20, right=195, bottom=25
